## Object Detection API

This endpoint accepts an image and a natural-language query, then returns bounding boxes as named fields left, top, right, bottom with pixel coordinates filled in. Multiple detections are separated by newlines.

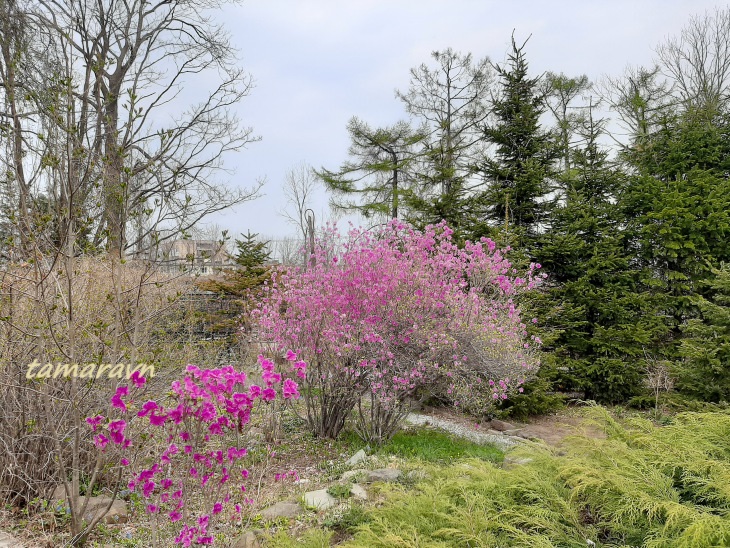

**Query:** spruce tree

left=679, top=264, right=730, bottom=402
left=476, top=35, right=558, bottom=251
left=538, top=113, right=665, bottom=403
left=622, top=106, right=730, bottom=353
left=196, top=231, right=272, bottom=336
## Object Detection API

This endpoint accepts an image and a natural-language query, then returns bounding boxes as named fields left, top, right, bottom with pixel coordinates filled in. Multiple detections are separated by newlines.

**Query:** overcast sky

left=207, top=0, right=724, bottom=240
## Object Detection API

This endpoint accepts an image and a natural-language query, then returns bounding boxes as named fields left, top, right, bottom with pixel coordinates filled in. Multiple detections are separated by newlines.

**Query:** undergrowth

left=377, top=428, right=503, bottom=463
left=333, top=408, right=730, bottom=547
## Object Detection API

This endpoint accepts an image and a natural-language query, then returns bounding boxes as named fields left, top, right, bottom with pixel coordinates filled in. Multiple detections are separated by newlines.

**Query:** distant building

left=152, top=239, right=235, bottom=276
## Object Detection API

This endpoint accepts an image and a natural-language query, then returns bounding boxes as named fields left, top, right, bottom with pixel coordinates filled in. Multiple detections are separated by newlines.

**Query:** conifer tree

left=622, top=106, right=730, bottom=352
left=538, top=112, right=665, bottom=403
left=476, top=35, right=558, bottom=251
left=679, top=264, right=730, bottom=402
left=196, top=231, right=272, bottom=335
left=316, top=118, right=424, bottom=220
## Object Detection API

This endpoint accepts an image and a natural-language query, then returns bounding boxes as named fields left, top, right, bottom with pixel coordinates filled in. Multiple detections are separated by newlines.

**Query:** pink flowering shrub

left=254, top=220, right=541, bottom=443
left=88, top=354, right=303, bottom=546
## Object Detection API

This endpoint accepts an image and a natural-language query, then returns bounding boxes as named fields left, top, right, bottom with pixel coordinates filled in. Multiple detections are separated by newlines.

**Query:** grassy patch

left=377, top=427, right=503, bottom=463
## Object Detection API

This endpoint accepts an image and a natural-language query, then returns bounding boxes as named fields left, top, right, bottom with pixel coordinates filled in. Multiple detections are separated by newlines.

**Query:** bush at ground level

left=338, top=408, right=730, bottom=547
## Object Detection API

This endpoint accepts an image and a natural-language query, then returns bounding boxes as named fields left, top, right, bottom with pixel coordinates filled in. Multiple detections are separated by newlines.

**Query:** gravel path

left=406, top=412, right=520, bottom=450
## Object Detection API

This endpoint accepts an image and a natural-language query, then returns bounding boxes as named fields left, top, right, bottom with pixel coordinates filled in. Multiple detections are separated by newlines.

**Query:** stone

left=303, top=489, right=337, bottom=510
left=233, top=531, right=260, bottom=548
left=259, top=501, right=302, bottom=520
left=503, top=429, right=523, bottom=436
left=81, top=497, right=128, bottom=524
left=490, top=419, right=516, bottom=432
left=50, top=484, right=67, bottom=504
left=366, top=468, right=402, bottom=483
left=50, top=489, right=128, bottom=524
left=0, top=532, right=22, bottom=548
left=341, top=469, right=367, bottom=482
left=345, top=449, right=367, bottom=467
left=350, top=483, right=367, bottom=501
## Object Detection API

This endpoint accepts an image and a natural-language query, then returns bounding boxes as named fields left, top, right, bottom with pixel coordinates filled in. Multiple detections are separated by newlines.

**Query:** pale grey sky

left=206, top=0, right=724, bottom=239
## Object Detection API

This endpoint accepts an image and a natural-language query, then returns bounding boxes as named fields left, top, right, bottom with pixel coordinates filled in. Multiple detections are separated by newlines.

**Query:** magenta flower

left=93, top=434, right=109, bottom=449
left=282, top=378, right=300, bottom=400
left=85, top=415, right=104, bottom=431
left=130, top=370, right=146, bottom=387
left=110, top=386, right=128, bottom=411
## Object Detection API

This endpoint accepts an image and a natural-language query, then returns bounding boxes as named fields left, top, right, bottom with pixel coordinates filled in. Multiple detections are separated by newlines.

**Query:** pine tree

left=476, top=35, right=558, bottom=251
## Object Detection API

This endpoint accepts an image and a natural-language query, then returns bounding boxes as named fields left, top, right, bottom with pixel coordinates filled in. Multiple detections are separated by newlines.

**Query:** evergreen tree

left=196, top=231, right=272, bottom=335
left=622, top=106, right=730, bottom=351
left=476, top=35, right=558, bottom=251
left=678, top=264, right=730, bottom=402
left=538, top=113, right=665, bottom=403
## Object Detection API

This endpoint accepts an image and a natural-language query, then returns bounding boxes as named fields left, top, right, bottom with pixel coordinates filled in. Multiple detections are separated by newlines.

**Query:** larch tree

left=396, top=48, right=492, bottom=232
left=316, top=117, right=424, bottom=220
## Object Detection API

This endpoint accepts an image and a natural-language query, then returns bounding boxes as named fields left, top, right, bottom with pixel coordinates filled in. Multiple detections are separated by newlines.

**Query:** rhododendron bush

left=88, top=354, right=303, bottom=547
left=254, top=221, right=542, bottom=442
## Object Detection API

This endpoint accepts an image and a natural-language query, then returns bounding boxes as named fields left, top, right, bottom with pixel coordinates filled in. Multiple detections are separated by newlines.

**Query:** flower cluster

left=254, top=220, right=542, bottom=440
left=87, top=356, right=304, bottom=546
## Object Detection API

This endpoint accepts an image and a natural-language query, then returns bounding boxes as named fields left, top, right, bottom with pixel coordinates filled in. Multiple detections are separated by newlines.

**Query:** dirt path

left=406, top=408, right=606, bottom=450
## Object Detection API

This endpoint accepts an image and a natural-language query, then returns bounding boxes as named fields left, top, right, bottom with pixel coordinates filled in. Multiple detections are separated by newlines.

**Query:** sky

left=206, top=0, right=724, bottom=241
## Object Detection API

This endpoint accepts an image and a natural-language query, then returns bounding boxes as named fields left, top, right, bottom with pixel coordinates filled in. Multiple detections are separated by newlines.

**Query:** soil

left=413, top=405, right=607, bottom=447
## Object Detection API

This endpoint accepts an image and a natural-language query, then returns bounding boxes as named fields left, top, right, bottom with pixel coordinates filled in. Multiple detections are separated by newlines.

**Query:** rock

left=487, top=429, right=504, bottom=436
left=490, top=419, right=516, bottom=432
left=50, top=490, right=128, bottom=524
left=50, top=484, right=67, bottom=504
left=233, top=531, right=260, bottom=548
left=303, top=489, right=337, bottom=510
left=259, top=501, right=302, bottom=520
left=0, top=531, right=22, bottom=548
left=81, top=497, right=128, bottom=524
left=350, top=484, right=367, bottom=501
left=345, top=449, right=367, bottom=467
left=366, top=468, right=402, bottom=483
left=341, top=469, right=367, bottom=482
left=516, top=430, right=541, bottom=441
left=503, top=429, right=523, bottom=436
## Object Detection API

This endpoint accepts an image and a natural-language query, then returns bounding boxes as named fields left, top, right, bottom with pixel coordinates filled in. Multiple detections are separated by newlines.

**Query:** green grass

left=377, top=427, right=503, bottom=463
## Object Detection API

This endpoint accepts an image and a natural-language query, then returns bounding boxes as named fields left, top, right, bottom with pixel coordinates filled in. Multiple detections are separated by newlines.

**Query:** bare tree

left=596, top=65, right=672, bottom=147
left=657, top=6, right=730, bottom=113
left=541, top=72, right=591, bottom=172
left=23, top=0, right=262, bottom=259
left=397, top=48, right=493, bottom=197
left=280, top=162, right=318, bottom=241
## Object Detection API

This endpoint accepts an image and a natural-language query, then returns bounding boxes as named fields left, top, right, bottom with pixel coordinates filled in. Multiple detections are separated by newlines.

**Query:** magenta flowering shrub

left=87, top=354, right=304, bottom=546
left=254, top=220, right=542, bottom=442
